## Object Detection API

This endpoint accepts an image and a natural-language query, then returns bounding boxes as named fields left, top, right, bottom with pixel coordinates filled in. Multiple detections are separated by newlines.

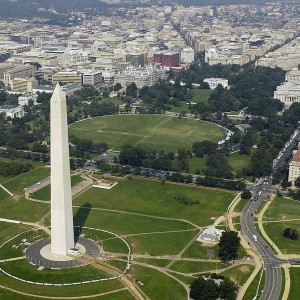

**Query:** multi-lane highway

left=240, top=127, right=300, bottom=300
left=240, top=189, right=282, bottom=300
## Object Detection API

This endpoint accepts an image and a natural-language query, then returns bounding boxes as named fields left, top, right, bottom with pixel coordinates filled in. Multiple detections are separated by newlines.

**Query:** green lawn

left=243, top=269, right=265, bottom=300
left=188, top=157, right=207, bottom=174
left=233, top=198, right=248, bottom=214
left=220, top=264, right=255, bottom=286
left=0, top=260, right=110, bottom=283
left=0, top=270, right=124, bottom=298
left=289, top=268, right=300, bottom=300
left=170, top=260, right=228, bottom=274
left=263, top=220, right=300, bottom=254
left=102, top=96, right=124, bottom=105
left=0, top=198, right=49, bottom=223
left=0, top=229, right=48, bottom=260
left=126, top=230, right=197, bottom=256
left=73, top=206, right=194, bottom=235
left=227, top=152, right=251, bottom=174
left=134, top=258, right=171, bottom=268
left=182, top=241, right=218, bottom=259
left=2, top=167, right=50, bottom=195
left=130, top=265, right=186, bottom=300
left=191, top=89, right=212, bottom=104
left=69, top=115, right=225, bottom=152
left=263, top=197, right=300, bottom=221
left=74, top=178, right=235, bottom=226
left=0, top=188, right=10, bottom=202
left=32, top=175, right=84, bottom=201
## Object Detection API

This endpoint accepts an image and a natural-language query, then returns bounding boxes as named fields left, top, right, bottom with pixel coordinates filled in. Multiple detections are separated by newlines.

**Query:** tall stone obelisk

left=50, top=83, right=74, bottom=255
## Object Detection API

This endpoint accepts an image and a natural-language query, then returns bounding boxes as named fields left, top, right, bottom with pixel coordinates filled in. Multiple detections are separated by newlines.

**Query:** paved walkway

left=226, top=194, right=263, bottom=300
left=0, top=285, right=127, bottom=299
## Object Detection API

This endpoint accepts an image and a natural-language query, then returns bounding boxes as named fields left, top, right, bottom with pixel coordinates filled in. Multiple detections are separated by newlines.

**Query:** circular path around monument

left=25, top=236, right=99, bottom=268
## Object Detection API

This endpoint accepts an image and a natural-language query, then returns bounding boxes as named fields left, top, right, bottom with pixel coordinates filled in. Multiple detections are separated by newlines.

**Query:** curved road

left=240, top=191, right=282, bottom=300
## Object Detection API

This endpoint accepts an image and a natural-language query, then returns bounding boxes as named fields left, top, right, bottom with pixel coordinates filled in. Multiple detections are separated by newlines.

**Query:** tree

left=126, top=82, right=137, bottom=98
left=283, top=227, right=298, bottom=240
left=241, top=189, right=252, bottom=200
left=218, top=231, right=240, bottom=262
left=294, top=176, right=300, bottom=188
left=190, top=277, right=218, bottom=300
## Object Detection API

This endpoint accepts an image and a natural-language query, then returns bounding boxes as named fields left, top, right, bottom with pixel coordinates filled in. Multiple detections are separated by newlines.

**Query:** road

left=240, top=126, right=300, bottom=300
left=240, top=191, right=282, bottom=300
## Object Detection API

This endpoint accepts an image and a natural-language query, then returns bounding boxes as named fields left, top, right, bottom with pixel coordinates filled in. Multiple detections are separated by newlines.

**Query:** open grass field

left=0, top=260, right=109, bottom=283
left=191, top=89, right=212, bottom=104
left=32, top=175, right=84, bottom=201
left=0, top=198, right=49, bottom=223
left=261, top=197, right=300, bottom=254
left=227, top=152, right=251, bottom=174
left=182, top=241, right=218, bottom=259
left=73, top=178, right=235, bottom=227
left=263, top=220, right=300, bottom=254
left=170, top=260, right=228, bottom=274
left=0, top=270, right=126, bottom=298
left=69, top=115, right=225, bottom=152
left=134, top=258, right=171, bottom=268
left=0, top=188, right=10, bottom=202
left=263, top=197, right=300, bottom=221
left=288, top=268, right=300, bottom=300
left=220, top=264, right=255, bottom=286
left=130, top=265, right=187, bottom=300
left=2, top=167, right=50, bottom=195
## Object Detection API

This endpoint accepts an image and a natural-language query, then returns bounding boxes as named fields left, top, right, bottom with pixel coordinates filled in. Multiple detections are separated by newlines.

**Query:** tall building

left=153, top=51, right=180, bottom=67
left=288, top=147, right=300, bottom=185
left=50, top=84, right=74, bottom=255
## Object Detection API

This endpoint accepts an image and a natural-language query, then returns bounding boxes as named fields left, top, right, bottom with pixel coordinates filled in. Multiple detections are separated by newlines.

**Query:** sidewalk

left=226, top=194, right=263, bottom=300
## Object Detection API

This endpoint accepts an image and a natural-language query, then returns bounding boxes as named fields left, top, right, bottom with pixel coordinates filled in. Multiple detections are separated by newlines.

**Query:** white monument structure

left=50, top=83, right=75, bottom=255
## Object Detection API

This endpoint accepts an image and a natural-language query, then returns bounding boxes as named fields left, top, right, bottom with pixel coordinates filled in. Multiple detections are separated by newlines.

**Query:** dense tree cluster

left=190, top=274, right=238, bottom=300
left=0, top=161, right=33, bottom=177
left=195, top=176, right=245, bottom=191
left=283, top=228, right=298, bottom=240
left=241, top=189, right=252, bottom=200
left=218, top=231, right=240, bottom=262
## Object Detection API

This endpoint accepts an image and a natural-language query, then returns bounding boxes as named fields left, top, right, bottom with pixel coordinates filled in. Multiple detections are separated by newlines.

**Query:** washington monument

left=50, top=83, right=74, bottom=255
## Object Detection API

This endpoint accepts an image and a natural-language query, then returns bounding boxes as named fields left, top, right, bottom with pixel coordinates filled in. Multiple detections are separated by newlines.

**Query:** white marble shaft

left=50, top=83, right=74, bottom=255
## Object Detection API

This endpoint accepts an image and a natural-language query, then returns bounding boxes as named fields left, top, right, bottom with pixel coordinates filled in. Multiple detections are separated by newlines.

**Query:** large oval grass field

left=69, top=115, right=225, bottom=152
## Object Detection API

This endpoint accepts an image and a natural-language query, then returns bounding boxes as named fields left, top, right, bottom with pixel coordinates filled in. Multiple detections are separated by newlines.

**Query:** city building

left=114, top=65, right=167, bottom=89
left=288, top=148, right=300, bottom=185
left=180, top=47, right=195, bottom=64
left=274, top=82, right=300, bottom=108
left=52, top=71, right=82, bottom=85
left=18, top=94, right=38, bottom=106
left=286, top=70, right=300, bottom=85
left=0, top=105, right=24, bottom=119
left=81, top=70, right=103, bottom=86
left=2, top=65, right=36, bottom=85
left=153, top=51, right=180, bottom=67
left=10, top=77, right=38, bottom=93
left=204, top=78, right=229, bottom=89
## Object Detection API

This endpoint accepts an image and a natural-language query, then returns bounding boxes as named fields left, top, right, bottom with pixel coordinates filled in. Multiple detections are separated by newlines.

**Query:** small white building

left=18, top=94, right=38, bottom=106
left=0, top=105, right=24, bottom=119
left=203, top=78, right=229, bottom=89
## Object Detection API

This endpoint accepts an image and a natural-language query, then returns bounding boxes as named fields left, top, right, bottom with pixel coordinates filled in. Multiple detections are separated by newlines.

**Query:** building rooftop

left=292, top=148, right=300, bottom=163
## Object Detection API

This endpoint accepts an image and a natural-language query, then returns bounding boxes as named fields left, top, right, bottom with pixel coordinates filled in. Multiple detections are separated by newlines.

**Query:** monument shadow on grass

left=73, top=202, right=92, bottom=243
